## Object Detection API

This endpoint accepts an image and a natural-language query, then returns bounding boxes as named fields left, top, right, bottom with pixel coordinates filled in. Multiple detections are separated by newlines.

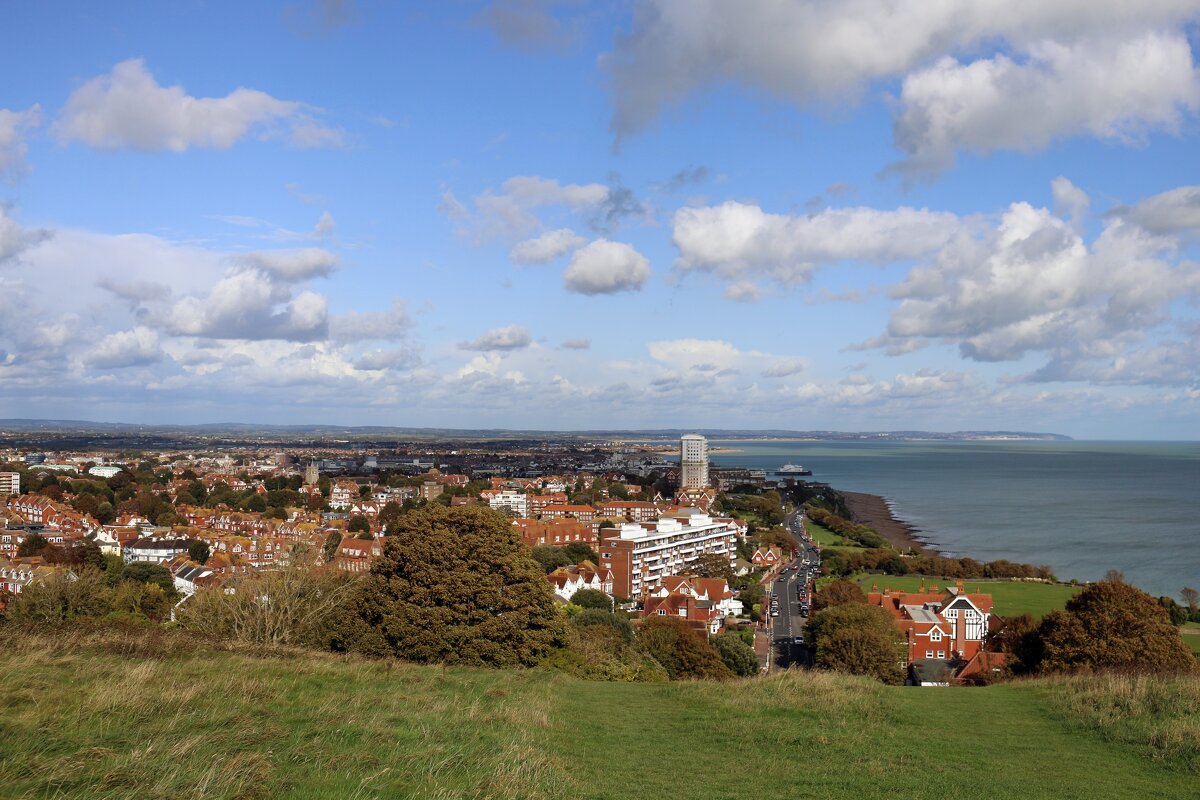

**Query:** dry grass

left=1038, top=673, right=1200, bottom=772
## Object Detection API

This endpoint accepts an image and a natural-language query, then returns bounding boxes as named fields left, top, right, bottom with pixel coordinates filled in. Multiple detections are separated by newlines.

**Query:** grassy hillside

left=853, top=573, right=1081, bottom=617
left=0, top=628, right=1196, bottom=800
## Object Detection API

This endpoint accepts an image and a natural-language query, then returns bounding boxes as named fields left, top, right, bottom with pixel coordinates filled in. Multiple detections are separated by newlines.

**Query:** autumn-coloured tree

left=1036, top=580, right=1195, bottom=674
left=691, top=551, right=735, bottom=583
left=811, top=579, right=868, bottom=612
left=637, top=615, right=732, bottom=680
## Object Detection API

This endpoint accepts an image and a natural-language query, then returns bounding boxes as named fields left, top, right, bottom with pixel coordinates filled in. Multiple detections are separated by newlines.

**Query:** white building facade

left=488, top=490, right=530, bottom=518
left=679, top=434, right=709, bottom=489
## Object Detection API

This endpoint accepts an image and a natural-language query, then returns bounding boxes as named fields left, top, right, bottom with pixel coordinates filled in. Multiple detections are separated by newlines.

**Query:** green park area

left=852, top=573, right=1082, bottom=618
left=2, top=629, right=1197, bottom=799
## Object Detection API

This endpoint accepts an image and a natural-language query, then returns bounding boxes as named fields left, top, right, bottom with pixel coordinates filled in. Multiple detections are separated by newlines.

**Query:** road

left=768, top=508, right=821, bottom=671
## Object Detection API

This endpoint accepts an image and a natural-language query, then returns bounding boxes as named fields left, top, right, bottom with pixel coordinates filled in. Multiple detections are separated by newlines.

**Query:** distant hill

left=0, top=418, right=1072, bottom=441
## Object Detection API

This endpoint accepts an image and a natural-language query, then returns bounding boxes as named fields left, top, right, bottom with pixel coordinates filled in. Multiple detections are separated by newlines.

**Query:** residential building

left=335, top=537, right=382, bottom=573
left=546, top=561, right=614, bottom=601
left=679, top=434, right=709, bottom=489
left=0, top=472, right=21, bottom=496
left=540, top=504, right=596, bottom=523
left=751, top=545, right=783, bottom=568
left=514, top=518, right=593, bottom=548
left=488, top=490, right=529, bottom=518
left=87, top=465, right=123, bottom=478
left=124, top=538, right=191, bottom=564
left=596, top=500, right=659, bottom=522
left=642, top=575, right=741, bottom=636
left=867, top=581, right=999, bottom=683
left=599, top=510, right=738, bottom=599
left=419, top=481, right=443, bottom=501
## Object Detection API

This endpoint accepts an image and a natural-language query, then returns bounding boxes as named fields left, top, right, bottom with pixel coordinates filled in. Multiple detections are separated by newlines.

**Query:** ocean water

left=707, top=440, right=1200, bottom=598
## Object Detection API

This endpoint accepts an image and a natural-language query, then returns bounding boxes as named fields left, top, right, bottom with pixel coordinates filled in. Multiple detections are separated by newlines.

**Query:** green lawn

left=806, top=520, right=865, bottom=551
left=853, top=574, right=1082, bottom=618
left=1181, top=624, right=1200, bottom=656
left=0, top=628, right=1197, bottom=799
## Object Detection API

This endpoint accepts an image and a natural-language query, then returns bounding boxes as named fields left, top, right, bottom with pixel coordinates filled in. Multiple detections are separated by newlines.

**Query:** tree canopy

left=637, top=616, right=732, bottom=680
left=808, top=603, right=905, bottom=684
left=336, top=505, right=564, bottom=667
left=811, top=579, right=867, bottom=612
left=1035, top=580, right=1195, bottom=674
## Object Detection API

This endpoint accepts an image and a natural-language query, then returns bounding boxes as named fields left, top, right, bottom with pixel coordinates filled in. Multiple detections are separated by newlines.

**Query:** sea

left=705, top=440, right=1200, bottom=599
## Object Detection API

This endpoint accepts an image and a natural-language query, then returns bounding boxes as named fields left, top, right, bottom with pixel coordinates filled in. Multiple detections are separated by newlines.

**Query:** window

left=925, top=650, right=934, bottom=658
left=937, top=651, right=945, bottom=659
left=930, top=630, right=942, bottom=642
left=656, top=609, right=666, bottom=616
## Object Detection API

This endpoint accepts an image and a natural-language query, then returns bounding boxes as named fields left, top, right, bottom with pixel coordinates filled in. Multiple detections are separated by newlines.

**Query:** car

left=771, top=609, right=780, bottom=617
left=793, top=636, right=805, bottom=645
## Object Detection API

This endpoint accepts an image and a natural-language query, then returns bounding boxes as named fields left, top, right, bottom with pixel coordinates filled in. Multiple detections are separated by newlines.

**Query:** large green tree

left=1035, top=580, right=1195, bottom=674
left=711, top=632, right=758, bottom=677
left=338, top=505, right=564, bottom=667
left=808, top=603, right=905, bottom=684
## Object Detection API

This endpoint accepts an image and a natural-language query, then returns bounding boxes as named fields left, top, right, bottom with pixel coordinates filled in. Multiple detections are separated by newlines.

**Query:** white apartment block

left=0, top=472, right=19, bottom=497
left=679, top=434, right=709, bottom=489
left=599, top=510, right=737, bottom=599
left=488, top=490, right=529, bottom=518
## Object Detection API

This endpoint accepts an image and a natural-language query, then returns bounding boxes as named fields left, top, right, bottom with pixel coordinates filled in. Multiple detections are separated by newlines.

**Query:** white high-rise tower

left=679, top=434, right=709, bottom=489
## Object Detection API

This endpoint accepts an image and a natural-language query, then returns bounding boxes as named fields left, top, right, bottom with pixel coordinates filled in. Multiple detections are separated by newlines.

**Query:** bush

left=811, top=579, right=867, bottom=612
left=6, top=569, right=111, bottom=623
left=712, top=632, right=758, bottom=677
left=570, top=588, right=612, bottom=611
left=178, top=564, right=354, bottom=649
left=637, top=616, right=732, bottom=680
left=808, top=604, right=905, bottom=685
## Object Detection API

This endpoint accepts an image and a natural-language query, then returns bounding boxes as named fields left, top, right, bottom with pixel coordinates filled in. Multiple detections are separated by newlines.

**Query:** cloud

left=561, top=338, right=591, bottom=350
left=165, top=270, right=329, bottom=341
left=235, top=247, right=339, bottom=281
left=96, top=276, right=172, bottom=305
left=464, top=175, right=610, bottom=240
left=329, top=301, right=411, bottom=343
left=437, top=189, right=470, bottom=220
left=56, top=59, right=344, bottom=152
left=1115, top=185, right=1200, bottom=234
left=760, top=359, right=805, bottom=378
left=0, top=204, right=51, bottom=263
left=659, top=165, right=709, bottom=193
left=312, top=212, right=336, bottom=238
left=510, top=228, right=585, bottom=264
left=87, top=327, right=164, bottom=369
left=589, top=175, right=647, bottom=233
left=873, top=196, right=1200, bottom=382
left=459, top=324, right=533, bottom=351
left=563, top=239, right=650, bottom=294
left=472, top=0, right=580, bottom=51
left=723, top=282, right=763, bottom=303
left=672, top=201, right=960, bottom=286
left=891, top=33, right=1200, bottom=176
left=1051, top=177, right=1090, bottom=232
left=353, top=347, right=420, bottom=371
left=0, top=105, right=42, bottom=179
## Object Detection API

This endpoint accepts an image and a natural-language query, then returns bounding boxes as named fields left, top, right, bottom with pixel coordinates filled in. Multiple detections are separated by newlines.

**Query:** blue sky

left=1, top=1, right=1199, bottom=438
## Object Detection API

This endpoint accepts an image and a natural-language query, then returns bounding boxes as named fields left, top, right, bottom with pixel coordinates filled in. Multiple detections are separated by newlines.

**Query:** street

left=768, top=509, right=821, bottom=671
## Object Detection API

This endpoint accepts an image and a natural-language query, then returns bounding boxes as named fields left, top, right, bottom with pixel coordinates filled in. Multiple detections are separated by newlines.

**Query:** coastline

left=840, top=491, right=940, bottom=556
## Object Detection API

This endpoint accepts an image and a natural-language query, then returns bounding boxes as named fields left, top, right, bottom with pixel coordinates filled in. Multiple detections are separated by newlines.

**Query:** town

left=0, top=432, right=1034, bottom=686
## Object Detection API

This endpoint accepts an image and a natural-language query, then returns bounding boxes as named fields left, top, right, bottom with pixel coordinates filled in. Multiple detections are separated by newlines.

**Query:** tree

left=811, top=579, right=868, bottom=612
left=530, top=545, right=574, bottom=573
left=570, top=588, right=612, bottom=611
left=1181, top=586, right=1199, bottom=613
left=808, top=604, right=905, bottom=684
left=571, top=608, right=634, bottom=643
left=1103, top=569, right=1126, bottom=583
left=322, top=530, right=342, bottom=563
left=16, top=533, right=49, bottom=558
left=348, top=515, right=371, bottom=535
left=46, top=539, right=104, bottom=571
left=691, top=552, right=734, bottom=582
left=987, top=613, right=1043, bottom=674
left=1159, top=596, right=1189, bottom=626
left=712, top=632, right=758, bottom=677
left=379, top=501, right=403, bottom=532
left=637, top=616, right=732, bottom=680
left=335, top=505, right=565, bottom=667
left=95, top=501, right=116, bottom=525
left=1035, top=580, right=1195, bottom=674
left=562, top=541, right=599, bottom=564
left=243, top=495, right=267, bottom=513
left=121, top=562, right=175, bottom=595
left=188, top=540, right=211, bottom=565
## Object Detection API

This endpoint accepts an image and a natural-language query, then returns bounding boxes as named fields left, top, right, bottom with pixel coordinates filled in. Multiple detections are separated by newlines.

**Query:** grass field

left=852, top=574, right=1082, bottom=618
left=0, top=628, right=1197, bottom=799
left=806, top=520, right=865, bottom=551
left=1181, top=624, right=1200, bottom=656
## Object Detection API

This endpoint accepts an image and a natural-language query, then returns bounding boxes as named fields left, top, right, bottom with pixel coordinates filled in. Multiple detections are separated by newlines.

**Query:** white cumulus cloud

left=510, top=228, right=585, bottom=263
left=563, top=239, right=650, bottom=295
left=459, top=324, right=533, bottom=351
left=87, top=326, right=164, bottom=369
left=0, top=105, right=42, bottom=179
left=55, top=58, right=344, bottom=152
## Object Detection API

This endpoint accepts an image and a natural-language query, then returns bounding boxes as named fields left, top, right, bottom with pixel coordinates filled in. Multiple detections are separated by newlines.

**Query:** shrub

left=712, top=632, right=758, bottom=677
left=808, top=604, right=905, bottom=685
left=637, top=616, right=732, bottom=680
left=570, top=588, right=612, bottom=611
